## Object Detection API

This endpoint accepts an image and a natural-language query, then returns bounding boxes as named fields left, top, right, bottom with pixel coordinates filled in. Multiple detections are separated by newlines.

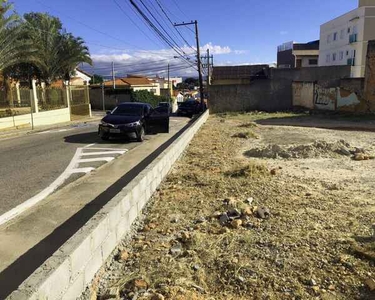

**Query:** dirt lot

left=86, top=113, right=375, bottom=300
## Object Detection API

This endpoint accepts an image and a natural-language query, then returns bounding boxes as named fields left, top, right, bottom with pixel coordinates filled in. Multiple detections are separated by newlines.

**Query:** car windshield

left=111, top=105, right=143, bottom=116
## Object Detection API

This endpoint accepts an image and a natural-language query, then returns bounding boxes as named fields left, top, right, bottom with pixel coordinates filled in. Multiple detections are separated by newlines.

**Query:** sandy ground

left=84, top=113, right=375, bottom=300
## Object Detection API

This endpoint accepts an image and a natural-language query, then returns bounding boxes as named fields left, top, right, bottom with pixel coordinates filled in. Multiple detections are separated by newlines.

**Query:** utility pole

left=207, top=49, right=210, bottom=86
left=167, top=63, right=170, bottom=105
left=112, top=62, right=116, bottom=89
left=174, top=20, right=204, bottom=110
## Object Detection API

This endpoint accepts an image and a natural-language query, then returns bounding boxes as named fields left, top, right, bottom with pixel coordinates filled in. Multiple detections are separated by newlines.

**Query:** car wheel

left=137, top=126, right=145, bottom=142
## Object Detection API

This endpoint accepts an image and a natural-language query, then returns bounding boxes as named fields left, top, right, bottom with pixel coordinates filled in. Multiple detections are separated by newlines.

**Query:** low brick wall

left=8, top=110, right=209, bottom=300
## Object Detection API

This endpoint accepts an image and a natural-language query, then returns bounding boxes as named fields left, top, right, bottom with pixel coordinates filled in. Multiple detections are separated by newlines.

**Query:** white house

left=318, top=0, right=375, bottom=77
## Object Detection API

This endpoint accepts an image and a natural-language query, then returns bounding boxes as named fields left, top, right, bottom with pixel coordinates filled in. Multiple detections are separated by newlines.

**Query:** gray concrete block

left=62, top=272, right=84, bottom=300
left=90, top=217, right=109, bottom=253
left=84, top=246, right=103, bottom=286
left=38, top=258, right=71, bottom=300
left=101, top=231, right=117, bottom=261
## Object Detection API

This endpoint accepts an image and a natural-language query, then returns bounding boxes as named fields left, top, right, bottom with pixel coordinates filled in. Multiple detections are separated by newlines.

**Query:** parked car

left=158, top=102, right=172, bottom=114
left=177, top=99, right=201, bottom=117
left=98, top=102, right=169, bottom=142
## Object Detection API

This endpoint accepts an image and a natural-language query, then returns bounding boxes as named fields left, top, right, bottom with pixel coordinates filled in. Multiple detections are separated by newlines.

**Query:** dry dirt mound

left=245, top=140, right=361, bottom=159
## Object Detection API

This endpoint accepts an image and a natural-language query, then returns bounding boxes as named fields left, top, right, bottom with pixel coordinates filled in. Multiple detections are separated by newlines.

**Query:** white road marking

left=84, top=143, right=97, bottom=149
left=0, top=146, right=128, bottom=226
left=86, top=147, right=127, bottom=151
left=0, top=147, right=82, bottom=226
left=81, top=150, right=127, bottom=156
left=78, top=157, right=115, bottom=163
left=70, top=167, right=95, bottom=174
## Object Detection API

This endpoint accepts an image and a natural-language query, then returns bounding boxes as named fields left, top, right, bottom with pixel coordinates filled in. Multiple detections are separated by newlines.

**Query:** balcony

left=347, top=58, right=355, bottom=66
left=349, top=34, right=357, bottom=44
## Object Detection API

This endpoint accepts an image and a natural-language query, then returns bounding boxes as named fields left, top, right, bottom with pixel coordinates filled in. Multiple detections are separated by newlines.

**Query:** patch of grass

left=232, top=131, right=259, bottom=139
left=238, top=122, right=258, bottom=128
left=225, top=161, right=269, bottom=178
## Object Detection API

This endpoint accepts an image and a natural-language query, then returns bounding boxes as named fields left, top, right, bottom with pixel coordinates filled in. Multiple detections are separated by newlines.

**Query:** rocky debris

left=101, top=287, right=120, bottom=299
left=119, top=250, right=129, bottom=262
left=227, top=209, right=241, bottom=219
left=270, top=168, right=278, bottom=176
left=169, top=243, right=183, bottom=256
left=133, top=279, right=148, bottom=290
left=238, top=122, right=258, bottom=128
left=245, top=197, right=254, bottom=205
left=231, top=219, right=243, bottom=229
left=365, top=278, right=375, bottom=291
left=372, top=224, right=375, bottom=237
left=223, top=197, right=237, bottom=207
left=243, top=206, right=253, bottom=216
left=219, top=213, right=230, bottom=225
left=245, top=140, right=372, bottom=160
left=232, top=131, right=256, bottom=139
left=256, top=207, right=270, bottom=219
left=151, top=293, right=165, bottom=300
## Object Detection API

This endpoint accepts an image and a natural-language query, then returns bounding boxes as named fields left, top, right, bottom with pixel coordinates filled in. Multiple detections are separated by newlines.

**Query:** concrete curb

left=7, top=110, right=209, bottom=300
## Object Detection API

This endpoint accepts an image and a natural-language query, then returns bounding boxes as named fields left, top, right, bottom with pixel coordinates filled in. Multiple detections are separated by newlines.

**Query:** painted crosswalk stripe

left=78, top=157, right=115, bottom=163
left=70, top=167, right=95, bottom=174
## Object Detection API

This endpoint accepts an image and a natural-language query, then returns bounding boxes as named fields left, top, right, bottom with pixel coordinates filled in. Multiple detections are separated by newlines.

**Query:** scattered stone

left=170, top=243, right=183, bottom=256
left=353, top=153, right=369, bottom=161
left=231, top=219, right=243, bottom=229
left=365, top=278, right=375, bottom=291
left=223, top=197, right=237, bottom=207
left=243, top=206, right=253, bottom=216
left=119, top=250, right=129, bottom=261
left=328, top=284, right=335, bottom=291
left=256, top=207, right=270, bottom=219
left=171, top=217, right=179, bottom=223
left=219, top=213, right=230, bottom=225
left=195, top=216, right=206, bottom=224
left=180, top=231, right=191, bottom=242
left=309, top=279, right=317, bottom=286
left=305, top=192, right=312, bottom=197
left=246, top=197, right=254, bottom=205
left=104, top=287, right=120, bottom=299
left=237, top=276, right=245, bottom=282
left=151, top=293, right=165, bottom=300
left=192, top=265, right=200, bottom=271
left=270, top=168, right=278, bottom=176
left=337, top=147, right=351, bottom=156
left=227, top=209, right=242, bottom=219
left=134, top=279, right=148, bottom=290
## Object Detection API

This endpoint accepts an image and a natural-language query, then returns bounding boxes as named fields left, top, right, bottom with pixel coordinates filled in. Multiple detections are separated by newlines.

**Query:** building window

left=339, top=51, right=344, bottom=60
left=347, top=27, right=351, bottom=33
left=327, top=34, right=332, bottom=43
left=340, top=29, right=345, bottom=39
left=332, top=53, right=337, bottom=61
left=326, top=54, right=331, bottom=63
left=309, top=59, right=318, bottom=65
left=346, top=50, right=349, bottom=56
left=333, top=32, right=338, bottom=41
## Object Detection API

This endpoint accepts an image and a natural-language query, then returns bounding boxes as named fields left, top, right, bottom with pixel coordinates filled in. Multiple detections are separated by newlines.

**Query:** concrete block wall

left=7, top=110, right=209, bottom=300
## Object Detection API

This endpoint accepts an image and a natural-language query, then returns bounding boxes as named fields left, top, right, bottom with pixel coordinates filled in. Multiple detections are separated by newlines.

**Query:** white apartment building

left=318, top=0, right=375, bottom=77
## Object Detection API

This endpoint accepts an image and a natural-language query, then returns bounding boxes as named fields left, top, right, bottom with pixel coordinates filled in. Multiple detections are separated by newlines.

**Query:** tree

left=90, top=74, right=104, bottom=85
left=176, top=77, right=199, bottom=90
left=7, top=12, right=92, bottom=85
left=0, top=0, right=33, bottom=71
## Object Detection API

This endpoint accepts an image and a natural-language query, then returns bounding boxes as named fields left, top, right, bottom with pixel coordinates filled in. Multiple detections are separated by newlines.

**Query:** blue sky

left=14, top=0, right=359, bottom=77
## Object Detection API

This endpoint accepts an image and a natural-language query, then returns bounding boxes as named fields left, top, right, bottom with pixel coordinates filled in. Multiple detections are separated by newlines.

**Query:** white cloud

left=84, top=43, right=241, bottom=77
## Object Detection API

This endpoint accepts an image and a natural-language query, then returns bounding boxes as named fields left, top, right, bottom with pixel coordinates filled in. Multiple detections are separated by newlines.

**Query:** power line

left=112, top=0, right=163, bottom=48
left=154, top=0, right=196, bottom=53
left=129, top=0, right=197, bottom=70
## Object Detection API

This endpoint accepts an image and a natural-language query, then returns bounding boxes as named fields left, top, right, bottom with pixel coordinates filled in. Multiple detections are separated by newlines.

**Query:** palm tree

left=22, top=13, right=92, bottom=85
left=0, top=0, right=31, bottom=71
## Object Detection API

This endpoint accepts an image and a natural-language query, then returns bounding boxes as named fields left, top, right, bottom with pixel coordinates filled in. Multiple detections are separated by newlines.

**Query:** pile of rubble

left=216, top=197, right=270, bottom=230
left=245, top=140, right=374, bottom=160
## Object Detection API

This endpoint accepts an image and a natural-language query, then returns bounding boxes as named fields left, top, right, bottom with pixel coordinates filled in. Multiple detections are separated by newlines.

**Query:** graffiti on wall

left=314, top=85, right=336, bottom=110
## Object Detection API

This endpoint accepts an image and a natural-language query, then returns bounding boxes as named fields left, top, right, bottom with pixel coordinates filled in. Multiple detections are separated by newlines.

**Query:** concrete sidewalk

left=0, top=117, right=190, bottom=299
left=0, top=111, right=105, bottom=141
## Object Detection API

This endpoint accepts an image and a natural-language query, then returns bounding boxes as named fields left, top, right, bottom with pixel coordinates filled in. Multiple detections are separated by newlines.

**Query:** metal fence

left=0, top=87, right=32, bottom=118
left=36, top=87, right=67, bottom=112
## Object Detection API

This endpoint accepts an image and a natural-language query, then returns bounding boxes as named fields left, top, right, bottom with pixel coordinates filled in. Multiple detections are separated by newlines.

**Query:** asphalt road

left=0, top=117, right=187, bottom=216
